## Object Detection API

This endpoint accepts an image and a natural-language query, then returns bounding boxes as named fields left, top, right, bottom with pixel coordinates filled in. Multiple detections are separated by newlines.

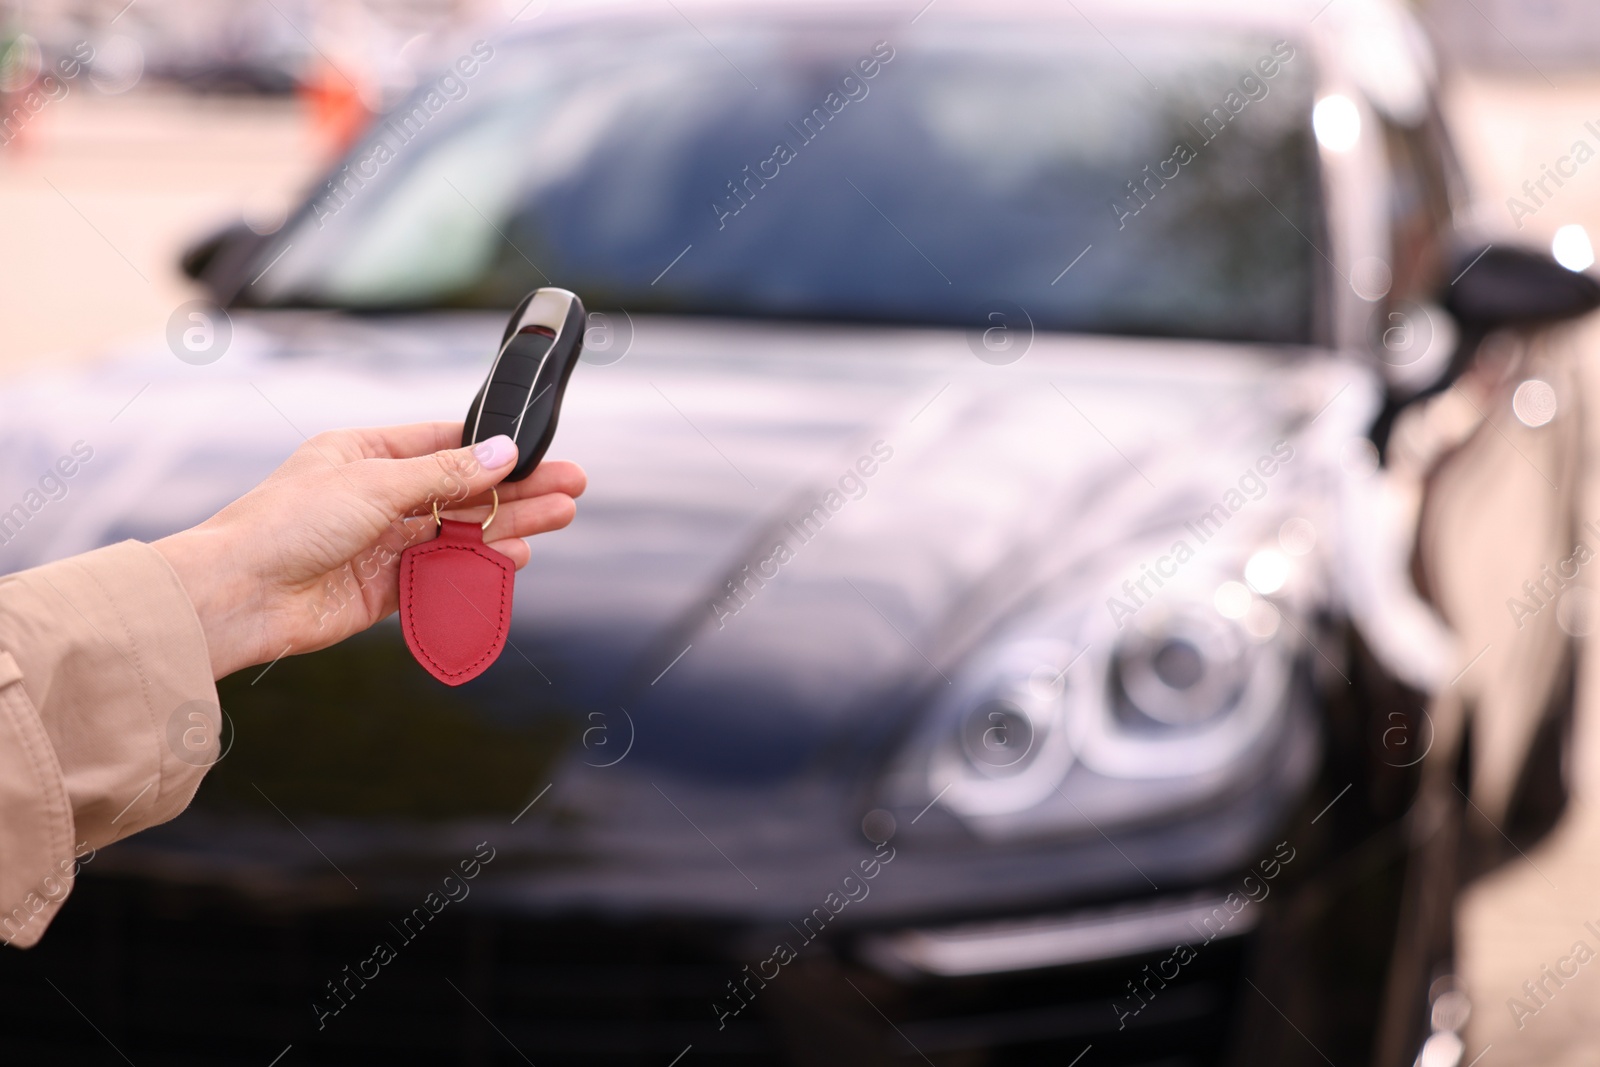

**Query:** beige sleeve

left=0, top=540, right=218, bottom=948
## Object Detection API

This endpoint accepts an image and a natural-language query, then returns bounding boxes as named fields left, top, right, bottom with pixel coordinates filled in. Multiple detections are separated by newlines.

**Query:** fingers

left=291, top=424, right=585, bottom=504
left=444, top=490, right=578, bottom=542
left=279, top=422, right=466, bottom=478
left=453, top=460, right=587, bottom=510
left=486, top=537, right=532, bottom=569
left=353, top=434, right=519, bottom=520
left=344, top=421, right=466, bottom=461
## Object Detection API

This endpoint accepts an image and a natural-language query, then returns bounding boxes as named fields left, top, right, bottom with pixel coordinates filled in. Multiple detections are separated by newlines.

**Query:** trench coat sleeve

left=0, top=540, right=218, bottom=947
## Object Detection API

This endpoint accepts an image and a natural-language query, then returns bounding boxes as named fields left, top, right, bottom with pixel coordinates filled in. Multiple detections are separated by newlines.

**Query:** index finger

left=345, top=421, right=467, bottom=461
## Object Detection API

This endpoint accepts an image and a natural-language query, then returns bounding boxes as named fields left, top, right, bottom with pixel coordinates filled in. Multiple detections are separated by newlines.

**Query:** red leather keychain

left=399, top=490, right=513, bottom=686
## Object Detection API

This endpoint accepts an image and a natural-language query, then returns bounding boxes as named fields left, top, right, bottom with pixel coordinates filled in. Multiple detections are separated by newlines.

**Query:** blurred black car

left=2, top=1, right=1596, bottom=1065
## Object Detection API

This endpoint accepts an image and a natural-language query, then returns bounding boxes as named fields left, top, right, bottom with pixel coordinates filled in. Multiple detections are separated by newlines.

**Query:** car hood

left=0, top=312, right=1375, bottom=916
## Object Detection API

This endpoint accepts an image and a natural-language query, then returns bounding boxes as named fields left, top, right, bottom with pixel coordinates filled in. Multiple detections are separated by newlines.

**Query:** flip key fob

left=462, top=287, right=586, bottom=482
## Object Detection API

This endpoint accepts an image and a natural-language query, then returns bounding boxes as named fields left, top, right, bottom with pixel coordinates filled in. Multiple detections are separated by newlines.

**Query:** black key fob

left=462, top=288, right=586, bottom=482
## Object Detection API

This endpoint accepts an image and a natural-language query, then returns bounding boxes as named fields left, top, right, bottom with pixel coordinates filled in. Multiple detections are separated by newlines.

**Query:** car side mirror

left=1371, top=244, right=1600, bottom=461
left=179, top=220, right=271, bottom=302
left=1443, top=244, right=1600, bottom=329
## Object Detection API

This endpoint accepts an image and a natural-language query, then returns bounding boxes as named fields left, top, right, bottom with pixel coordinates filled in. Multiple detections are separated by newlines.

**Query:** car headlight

left=898, top=560, right=1299, bottom=826
left=1111, top=609, right=1249, bottom=729
left=1066, top=593, right=1291, bottom=784
left=960, top=699, right=1039, bottom=774
left=929, top=639, right=1078, bottom=818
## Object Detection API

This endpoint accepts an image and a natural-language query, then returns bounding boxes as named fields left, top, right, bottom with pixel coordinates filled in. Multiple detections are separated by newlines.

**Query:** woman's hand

left=152, top=422, right=585, bottom=679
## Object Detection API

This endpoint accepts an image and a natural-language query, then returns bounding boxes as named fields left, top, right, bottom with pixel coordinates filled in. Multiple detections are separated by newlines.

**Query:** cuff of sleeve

left=0, top=539, right=219, bottom=871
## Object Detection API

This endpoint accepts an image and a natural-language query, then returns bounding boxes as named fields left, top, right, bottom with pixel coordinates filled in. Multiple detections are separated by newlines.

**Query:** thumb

left=360, top=434, right=519, bottom=519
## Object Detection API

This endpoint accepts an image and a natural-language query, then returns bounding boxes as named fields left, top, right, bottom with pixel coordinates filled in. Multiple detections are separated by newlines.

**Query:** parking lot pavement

left=0, top=87, right=318, bottom=375
left=1445, top=70, right=1600, bottom=1063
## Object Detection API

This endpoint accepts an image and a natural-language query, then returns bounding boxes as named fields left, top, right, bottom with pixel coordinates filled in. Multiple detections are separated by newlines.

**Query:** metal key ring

left=432, top=486, right=500, bottom=532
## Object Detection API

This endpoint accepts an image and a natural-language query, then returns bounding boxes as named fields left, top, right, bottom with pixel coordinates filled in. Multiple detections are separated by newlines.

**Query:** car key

left=461, top=287, right=587, bottom=482
left=398, top=287, right=587, bottom=686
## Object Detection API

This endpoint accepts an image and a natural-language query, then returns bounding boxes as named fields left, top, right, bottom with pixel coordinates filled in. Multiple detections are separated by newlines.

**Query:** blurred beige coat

left=0, top=541, right=216, bottom=948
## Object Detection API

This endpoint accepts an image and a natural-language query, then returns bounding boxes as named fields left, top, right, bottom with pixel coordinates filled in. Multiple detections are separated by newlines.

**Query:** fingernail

left=472, top=435, right=517, bottom=469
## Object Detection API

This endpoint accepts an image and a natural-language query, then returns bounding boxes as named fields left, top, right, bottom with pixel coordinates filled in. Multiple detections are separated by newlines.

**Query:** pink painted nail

left=472, top=435, right=517, bottom=469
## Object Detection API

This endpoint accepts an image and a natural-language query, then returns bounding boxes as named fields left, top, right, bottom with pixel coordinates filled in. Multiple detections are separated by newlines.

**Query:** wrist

left=152, top=528, right=255, bottom=680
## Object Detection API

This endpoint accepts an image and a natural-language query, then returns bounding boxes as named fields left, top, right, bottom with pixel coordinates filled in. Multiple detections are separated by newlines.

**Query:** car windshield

left=247, top=17, right=1322, bottom=345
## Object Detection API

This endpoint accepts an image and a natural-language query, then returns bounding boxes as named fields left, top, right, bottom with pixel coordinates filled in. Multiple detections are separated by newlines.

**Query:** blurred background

left=0, top=0, right=522, bottom=369
left=4, top=0, right=1600, bottom=367
left=5, top=0, right=1600, bottom=1062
